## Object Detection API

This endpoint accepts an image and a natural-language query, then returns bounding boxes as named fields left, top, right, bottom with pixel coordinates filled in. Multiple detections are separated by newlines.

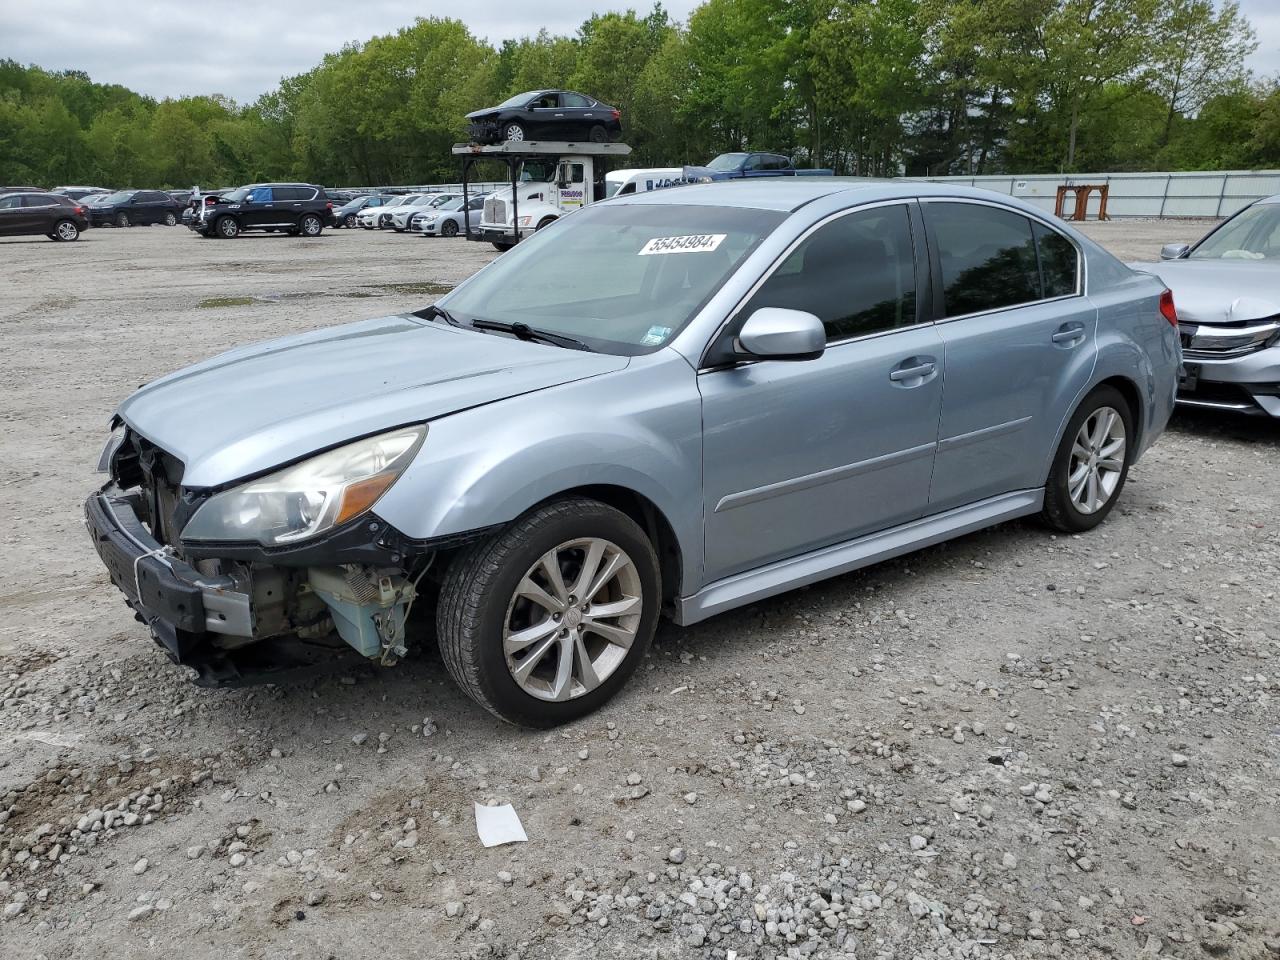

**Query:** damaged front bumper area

left=85, top=484, right=453, bottom=687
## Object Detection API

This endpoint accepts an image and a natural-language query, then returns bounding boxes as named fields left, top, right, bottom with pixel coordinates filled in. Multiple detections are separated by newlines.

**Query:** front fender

left=374, top=352, right=706, bottom=595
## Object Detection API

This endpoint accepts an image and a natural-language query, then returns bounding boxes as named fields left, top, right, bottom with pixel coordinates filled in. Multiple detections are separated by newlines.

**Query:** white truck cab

left=453, top=141, right=632, bottom=250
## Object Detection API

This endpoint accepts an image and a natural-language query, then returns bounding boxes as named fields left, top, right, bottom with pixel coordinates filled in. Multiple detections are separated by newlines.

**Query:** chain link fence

left=909, top=170, right=1280, bottom=219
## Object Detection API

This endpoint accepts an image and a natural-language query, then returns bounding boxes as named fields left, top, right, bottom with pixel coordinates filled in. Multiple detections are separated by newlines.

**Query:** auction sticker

left=639, top=234, right=726, bottom=255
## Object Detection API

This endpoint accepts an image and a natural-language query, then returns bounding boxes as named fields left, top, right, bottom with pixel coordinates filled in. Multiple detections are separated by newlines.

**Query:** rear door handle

left=1052, top=323, right=1086, bottom=345
left=889, top=358, right=937, bottom=383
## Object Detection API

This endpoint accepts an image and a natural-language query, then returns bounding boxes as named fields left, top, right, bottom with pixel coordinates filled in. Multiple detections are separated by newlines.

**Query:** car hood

left=117, top=315, right=629, bottom=488
left=1127, top=259, right=1280, bottom=325
left=465, top=107, right=500, bottom=119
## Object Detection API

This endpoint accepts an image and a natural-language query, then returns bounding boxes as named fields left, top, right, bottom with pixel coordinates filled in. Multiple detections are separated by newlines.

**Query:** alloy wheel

left=1067, top=406, right=1126, bottom=514
left=502, top=538, right=642, bottom=702
left=55, top=221, right=79, bottom=241
left=505, top=124, right=525, bottom=142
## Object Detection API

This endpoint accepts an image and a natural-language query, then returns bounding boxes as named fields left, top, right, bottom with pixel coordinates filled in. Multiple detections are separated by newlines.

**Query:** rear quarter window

left=1034, top=223, right=1080, bottom=297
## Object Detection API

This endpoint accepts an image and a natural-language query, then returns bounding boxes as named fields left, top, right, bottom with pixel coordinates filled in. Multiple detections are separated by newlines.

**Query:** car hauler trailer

left=452, top=141, right=632, bottom=250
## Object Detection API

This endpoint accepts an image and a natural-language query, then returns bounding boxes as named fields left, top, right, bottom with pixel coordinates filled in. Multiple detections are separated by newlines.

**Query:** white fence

left=909, top=170, right=1280, bottom=219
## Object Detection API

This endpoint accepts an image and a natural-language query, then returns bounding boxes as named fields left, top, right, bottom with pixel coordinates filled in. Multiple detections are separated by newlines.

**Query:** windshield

left=605, top=180, right=623, bottom=198
left=438, top=197, right=465, bottom=211
left=222, top=187, right=252, bottom=202
left=498, top=90, right=539, bottom=109
left=440, top=203, right=784, bottom=355
left=1191, top=202, right=1280, bottom=260
left=517, top=161, right=557, bottom=183
left=97, top=190, right=134, bottom=203
left=706, top=153, right=747, bottom=171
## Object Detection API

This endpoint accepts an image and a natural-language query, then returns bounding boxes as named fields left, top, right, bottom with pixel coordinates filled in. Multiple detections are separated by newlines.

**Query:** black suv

left=86, top=190, right=184, bottom=228
left=190, top=183, right=333, bottom=239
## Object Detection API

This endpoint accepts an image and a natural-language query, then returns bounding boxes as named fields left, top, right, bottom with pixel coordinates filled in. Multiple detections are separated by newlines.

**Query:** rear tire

left=589, top=124, right=607, bottom=143
left=215, top=216, right=239, bottom=239
left=52, top=220, right=80, bottom=241
left=1041, top=385, right=1134, bottom=533
left=300, top=214, right=323, bottom=237
left=436, top=497, right=660, bottom=727
left=163, top=211, right=177, bottom=226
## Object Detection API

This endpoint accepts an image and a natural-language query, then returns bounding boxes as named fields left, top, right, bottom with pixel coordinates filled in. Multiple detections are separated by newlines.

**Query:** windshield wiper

left=469, top=319, right=590, bottom=351
left=416, top=302, right=462, bottom=326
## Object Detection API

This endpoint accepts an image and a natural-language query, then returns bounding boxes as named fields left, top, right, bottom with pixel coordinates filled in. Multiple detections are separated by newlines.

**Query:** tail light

left=611, top=109, right=621, bottom=121
left=1159, top=289, right=1178, bottom=328
left=73, top=205, right=84, bottom=215
left=326, top=201, right=334, bottom=210
left=204, top=196, right=217, bottom=205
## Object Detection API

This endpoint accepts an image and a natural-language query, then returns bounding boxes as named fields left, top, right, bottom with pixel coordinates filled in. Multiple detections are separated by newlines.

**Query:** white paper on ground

left=474, top=802, right=528, bottom=847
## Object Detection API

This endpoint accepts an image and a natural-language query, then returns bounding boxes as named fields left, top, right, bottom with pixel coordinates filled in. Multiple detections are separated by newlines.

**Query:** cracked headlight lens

left=182, top=426, right=425, bottom=546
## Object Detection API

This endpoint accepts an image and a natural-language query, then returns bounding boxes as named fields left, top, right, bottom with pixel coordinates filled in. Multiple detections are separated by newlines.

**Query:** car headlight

left=182, top=425, right=426, bottom=546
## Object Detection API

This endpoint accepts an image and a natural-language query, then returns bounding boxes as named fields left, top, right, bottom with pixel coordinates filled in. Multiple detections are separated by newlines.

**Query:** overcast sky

left=2, top=0, right=1277, bottom=104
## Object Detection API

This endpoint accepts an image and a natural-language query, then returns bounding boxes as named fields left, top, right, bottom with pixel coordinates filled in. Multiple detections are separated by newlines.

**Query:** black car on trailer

left=466, top=90, right=622, bottom=144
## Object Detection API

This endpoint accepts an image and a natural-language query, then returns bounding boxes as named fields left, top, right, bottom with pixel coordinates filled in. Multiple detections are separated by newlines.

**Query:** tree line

left=1, top=0, right=1275, bottom=190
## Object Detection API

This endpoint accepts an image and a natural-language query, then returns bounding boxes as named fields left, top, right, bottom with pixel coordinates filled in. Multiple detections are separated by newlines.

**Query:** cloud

left=3, top=0, right=1276, bottom=105
left=0, top=0, right=702, bottom=104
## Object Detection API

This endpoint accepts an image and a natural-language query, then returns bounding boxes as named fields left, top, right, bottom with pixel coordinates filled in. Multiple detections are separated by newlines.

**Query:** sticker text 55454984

left=639, top=234, right=727, bottom=256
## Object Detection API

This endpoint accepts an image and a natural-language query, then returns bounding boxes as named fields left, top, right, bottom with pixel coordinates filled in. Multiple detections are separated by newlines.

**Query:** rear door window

left=927, top=202, right=1041, bottom=318
left=743, top=203, right=919, bottom=342
left=562, top=93, right=592, bottom=108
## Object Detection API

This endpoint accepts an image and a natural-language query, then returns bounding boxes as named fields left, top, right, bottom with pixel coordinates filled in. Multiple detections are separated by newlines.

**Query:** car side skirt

left=675, top=488, right=1044, bottom=626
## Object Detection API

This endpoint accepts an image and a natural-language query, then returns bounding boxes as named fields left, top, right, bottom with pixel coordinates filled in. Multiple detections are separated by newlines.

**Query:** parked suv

left=86, top=181, right=1179, bottom=727
left=0, top=191, right=88, bottom=241
left=86, top=190, right=184, bottom=228
left=190, top=183, right=332, bottom=239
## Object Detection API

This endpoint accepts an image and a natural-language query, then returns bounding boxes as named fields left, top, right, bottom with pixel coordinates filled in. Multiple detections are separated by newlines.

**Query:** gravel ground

left=0, top=219, right=1277, bottom=960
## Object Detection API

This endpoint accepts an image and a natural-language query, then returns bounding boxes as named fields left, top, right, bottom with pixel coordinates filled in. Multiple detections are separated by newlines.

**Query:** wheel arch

left=1040, top=372, right=1146, bottom=486
left=532, top=484, right=684, bottom=612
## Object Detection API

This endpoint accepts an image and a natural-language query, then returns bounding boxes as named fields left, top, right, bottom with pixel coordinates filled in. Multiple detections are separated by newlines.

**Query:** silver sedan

left=1131, top=195, right=1280, bottom=417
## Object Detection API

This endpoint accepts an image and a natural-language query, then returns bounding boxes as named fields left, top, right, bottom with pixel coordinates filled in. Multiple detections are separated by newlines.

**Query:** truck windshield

left=439, top=203, right=785, bottom=355
left=518, top=161, right=558, bottom=182
left=706, top=153, right=747, bottom=171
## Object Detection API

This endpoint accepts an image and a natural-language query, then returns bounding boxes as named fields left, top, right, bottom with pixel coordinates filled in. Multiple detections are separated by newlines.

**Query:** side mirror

left=736, top=308, right=825, bottom=361
left=1160, top=243, right=1191, bottom=260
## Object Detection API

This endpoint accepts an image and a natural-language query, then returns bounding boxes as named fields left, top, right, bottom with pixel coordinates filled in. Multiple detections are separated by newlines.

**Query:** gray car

left=86, top=180, right=1180, bottom=726
left=1129, top=195, right=1280, bottom=417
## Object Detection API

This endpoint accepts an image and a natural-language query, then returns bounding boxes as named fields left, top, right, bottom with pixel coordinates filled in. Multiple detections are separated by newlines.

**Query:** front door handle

left=889, top=357, right=938, bottom=383
left=1052, top=323, right=1086, bottom=346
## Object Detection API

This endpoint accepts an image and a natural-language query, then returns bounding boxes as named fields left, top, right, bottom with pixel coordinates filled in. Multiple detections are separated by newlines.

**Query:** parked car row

left=343, top=191, right=488, bottom=238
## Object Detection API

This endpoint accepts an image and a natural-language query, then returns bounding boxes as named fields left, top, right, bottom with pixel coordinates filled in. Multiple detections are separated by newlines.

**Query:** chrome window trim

left=917, top=196, right=1087, bottom=325
left=698, top=198, right=927, bottom=369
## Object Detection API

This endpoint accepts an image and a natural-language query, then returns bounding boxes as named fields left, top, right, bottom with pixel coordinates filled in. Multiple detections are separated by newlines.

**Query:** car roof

left=1255, top=194, right=1280, bottom=205
left=611, top=177, right=1058, bottom=213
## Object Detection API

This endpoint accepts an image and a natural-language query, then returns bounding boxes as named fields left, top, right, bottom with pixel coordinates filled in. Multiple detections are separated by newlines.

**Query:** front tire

left=215, top=216, right=240, bottom=239
left=503, top=122, right=526, bottom=142
left=53, top=220, right=80, bottom=241
left=437, top=498, right=660, bottom=727
left=114, top=212, right=130, bottom=228
left=1041, top=385, right=1133, bottom=533
left=344, top=213, right=357, bottom=228
left=441, top=219, right=459, bottom=238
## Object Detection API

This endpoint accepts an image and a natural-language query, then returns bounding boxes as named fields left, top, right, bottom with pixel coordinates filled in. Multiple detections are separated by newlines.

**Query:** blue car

left=87, top=180, right=1179, bottom=726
